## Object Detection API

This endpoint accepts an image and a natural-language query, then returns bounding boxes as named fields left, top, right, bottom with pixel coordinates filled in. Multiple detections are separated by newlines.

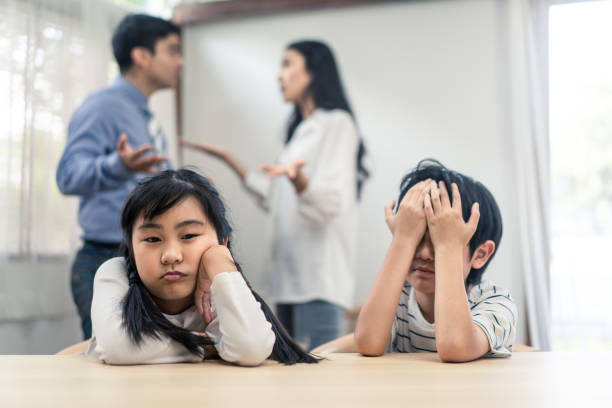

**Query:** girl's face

left=131, top=197, right=219, bottom=315
left=278, top=49, right=311, bottom=103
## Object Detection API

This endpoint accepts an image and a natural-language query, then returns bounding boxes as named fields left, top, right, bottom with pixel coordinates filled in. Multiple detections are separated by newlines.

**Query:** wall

left=181, top=0, right=526, bottom=342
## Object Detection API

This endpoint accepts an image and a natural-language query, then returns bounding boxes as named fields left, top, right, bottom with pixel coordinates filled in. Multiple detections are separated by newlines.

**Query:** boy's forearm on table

left=355, top=236, right=418, bottom=354
left=433, top=247, right=481, bottom=358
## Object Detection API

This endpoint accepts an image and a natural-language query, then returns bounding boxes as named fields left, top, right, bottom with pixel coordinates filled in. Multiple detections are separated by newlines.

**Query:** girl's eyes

left=142, top=233, right=200, bottom=243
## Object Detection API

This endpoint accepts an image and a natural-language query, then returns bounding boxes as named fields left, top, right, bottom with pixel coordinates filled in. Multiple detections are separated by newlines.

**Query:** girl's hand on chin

left=195, top=245, right=236, bottom=324
left=200, top=245, right=237, bottom=278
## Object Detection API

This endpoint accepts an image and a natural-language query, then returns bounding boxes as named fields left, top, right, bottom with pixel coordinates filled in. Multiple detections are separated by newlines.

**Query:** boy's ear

left=469, top=240, right=496, bottom=269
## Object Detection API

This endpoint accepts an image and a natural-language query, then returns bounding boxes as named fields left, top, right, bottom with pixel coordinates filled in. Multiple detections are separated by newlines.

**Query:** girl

left=87, top=169, right=318, bottom=365
left=181, top=40, right=368, bottom=350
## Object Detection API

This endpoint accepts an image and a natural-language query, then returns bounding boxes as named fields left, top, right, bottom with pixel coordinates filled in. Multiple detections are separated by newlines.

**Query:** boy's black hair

left=112, top=14, right=180, bottom=74
left=120, top=168, right=318, bottom=365
left=397, top=159, right=503, bottom=286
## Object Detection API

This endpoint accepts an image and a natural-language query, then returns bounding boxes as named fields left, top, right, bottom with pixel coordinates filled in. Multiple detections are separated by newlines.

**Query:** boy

left=355, top=159, right=516, bottom=362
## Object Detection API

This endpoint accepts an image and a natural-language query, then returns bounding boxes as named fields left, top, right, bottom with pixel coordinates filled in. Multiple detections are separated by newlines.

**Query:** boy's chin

left=409, top=280, right=435, bottom=295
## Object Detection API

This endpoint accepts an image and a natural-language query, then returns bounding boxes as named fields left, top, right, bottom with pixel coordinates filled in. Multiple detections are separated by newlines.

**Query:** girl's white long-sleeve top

left=243, top=108, right=359, bottom=309
left=87, top=257, right=275, bottom=366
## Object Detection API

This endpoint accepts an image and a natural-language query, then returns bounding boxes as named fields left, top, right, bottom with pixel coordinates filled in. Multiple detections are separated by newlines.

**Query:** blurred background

left=1, top=0, right=611, bottom=353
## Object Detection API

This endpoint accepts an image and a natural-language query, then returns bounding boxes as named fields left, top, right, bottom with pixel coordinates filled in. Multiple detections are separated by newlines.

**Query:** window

left=549, top=0, right=612, bottom=351
left=0, top=1, right=119, bottom=257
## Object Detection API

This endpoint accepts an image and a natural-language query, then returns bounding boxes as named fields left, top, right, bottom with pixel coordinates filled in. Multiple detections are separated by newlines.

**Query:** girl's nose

left=161, top=244, right=183, bottom=265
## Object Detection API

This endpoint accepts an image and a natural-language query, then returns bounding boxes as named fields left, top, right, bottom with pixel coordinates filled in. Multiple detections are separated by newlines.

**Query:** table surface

left=1, top=352, right=611, bottom=407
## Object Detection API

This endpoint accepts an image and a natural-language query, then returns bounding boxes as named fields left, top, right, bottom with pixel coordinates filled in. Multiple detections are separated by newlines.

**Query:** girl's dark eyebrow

left=138, top=222, right=161, bottom=230
left=137, top=220, right=204, bottom=230
left=175, top=220, right=204, bottom=229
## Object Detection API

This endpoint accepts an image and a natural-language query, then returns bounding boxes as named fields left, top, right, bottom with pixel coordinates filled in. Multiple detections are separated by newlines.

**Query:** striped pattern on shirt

left=391, top=280, right=517, bottom=357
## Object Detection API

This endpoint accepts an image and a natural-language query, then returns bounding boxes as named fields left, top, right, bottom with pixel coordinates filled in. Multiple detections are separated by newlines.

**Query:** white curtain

left=0, top=0, right=123, bottom=257
left=505, top=0, right=552, bottom=350
left=0, top=0, right=124, bottom=352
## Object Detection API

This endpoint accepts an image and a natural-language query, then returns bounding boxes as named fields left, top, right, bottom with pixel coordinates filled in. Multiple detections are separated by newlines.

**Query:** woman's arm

left=180, top=139, right=247, bottom=180
left=181, top=138, right=272, bottom=210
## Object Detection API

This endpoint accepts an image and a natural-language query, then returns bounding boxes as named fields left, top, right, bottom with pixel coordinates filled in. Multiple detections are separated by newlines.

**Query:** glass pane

left=549, top=0, right=612, bottom=351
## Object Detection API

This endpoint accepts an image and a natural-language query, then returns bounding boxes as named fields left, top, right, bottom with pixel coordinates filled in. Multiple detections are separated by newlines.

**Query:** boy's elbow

left=354, top=332, right=386, bottom=357
left=436, top=338, right=476, bottom=363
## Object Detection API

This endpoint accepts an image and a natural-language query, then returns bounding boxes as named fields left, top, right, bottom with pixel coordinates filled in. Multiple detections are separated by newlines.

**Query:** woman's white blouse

left=243, top=108, right=359, bottom=309
left=87, top=257, right=275, bottom=366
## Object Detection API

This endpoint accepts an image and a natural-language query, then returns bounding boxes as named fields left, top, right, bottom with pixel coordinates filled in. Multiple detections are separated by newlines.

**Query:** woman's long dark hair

left=120, top=169, right=318, bottom=364
left=285, top=40, right=369, bottom=199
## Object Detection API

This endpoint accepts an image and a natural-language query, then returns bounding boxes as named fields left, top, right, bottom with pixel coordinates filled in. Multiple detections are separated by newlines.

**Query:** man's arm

left=57, top=105, right=165, bottom=196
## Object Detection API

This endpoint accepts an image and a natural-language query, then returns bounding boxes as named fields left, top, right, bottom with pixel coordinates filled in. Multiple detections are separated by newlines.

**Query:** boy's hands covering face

left=195, top=244, right=237, bottom=325
left=424, top=181, right=480, bottom=250
left=385, top=179, right=431, bottom=242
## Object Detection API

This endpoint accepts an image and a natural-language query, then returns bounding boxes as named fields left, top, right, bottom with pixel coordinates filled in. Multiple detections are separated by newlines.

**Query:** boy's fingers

left=451, top=183, right=462, bottom=212
left=424, top=192, right=434, bottom=220
left=384, top=200, right=396, bottom=220
left=417, top=188, right=429, bottom=209
left=439, top=181, right=451, bottom=208
left=467, top=202, right=480, bottom=233
left=430, top=181, right=441, bottom=213
left=401, top=179, right=429, bottom=206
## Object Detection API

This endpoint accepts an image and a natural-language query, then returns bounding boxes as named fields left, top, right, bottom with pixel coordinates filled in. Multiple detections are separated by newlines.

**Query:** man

left=57, top=14, right=182, bottom=339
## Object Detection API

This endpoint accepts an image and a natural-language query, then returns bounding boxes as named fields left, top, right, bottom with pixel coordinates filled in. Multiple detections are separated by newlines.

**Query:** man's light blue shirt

left=56, top=76, right=171, bottom=243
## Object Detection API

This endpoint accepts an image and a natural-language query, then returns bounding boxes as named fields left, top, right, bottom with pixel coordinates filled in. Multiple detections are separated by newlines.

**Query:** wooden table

left=1, top=352, right=611, bottom=407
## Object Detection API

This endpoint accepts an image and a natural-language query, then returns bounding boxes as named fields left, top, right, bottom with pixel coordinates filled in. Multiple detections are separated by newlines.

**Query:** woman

left=182, top=40, right=368, bottom=350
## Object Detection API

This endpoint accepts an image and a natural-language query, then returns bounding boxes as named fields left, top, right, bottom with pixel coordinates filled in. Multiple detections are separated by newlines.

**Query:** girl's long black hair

left=120, top=168, right=318, bottom=364
left=285, top=40, right=369, bottom=199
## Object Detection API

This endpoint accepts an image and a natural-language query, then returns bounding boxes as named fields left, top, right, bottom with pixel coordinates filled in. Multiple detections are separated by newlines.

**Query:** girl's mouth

left=162, top=271, right=187, bottom=281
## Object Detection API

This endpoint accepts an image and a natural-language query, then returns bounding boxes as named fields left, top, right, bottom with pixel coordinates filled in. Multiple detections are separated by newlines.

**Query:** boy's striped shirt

left=390, top=280, right=517, bottom=357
